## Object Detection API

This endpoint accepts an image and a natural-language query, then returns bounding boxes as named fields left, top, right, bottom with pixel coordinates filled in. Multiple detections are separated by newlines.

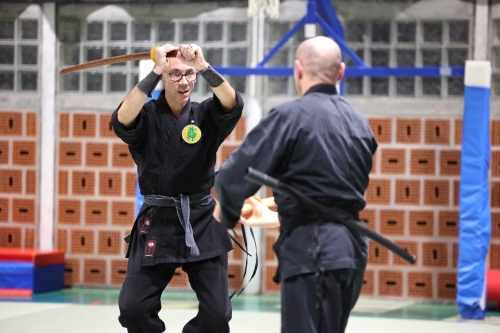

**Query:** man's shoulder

left=271, top=98, right=304, bottom=115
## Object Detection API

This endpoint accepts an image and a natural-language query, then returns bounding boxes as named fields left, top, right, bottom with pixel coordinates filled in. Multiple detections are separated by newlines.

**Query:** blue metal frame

left=215, top=0, right=464, bottom=95
left=214, top=65, right=465, bottom=77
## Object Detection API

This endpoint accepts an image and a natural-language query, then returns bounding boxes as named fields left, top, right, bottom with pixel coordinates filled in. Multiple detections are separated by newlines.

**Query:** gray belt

left=144, top=191, right=212, bottom=257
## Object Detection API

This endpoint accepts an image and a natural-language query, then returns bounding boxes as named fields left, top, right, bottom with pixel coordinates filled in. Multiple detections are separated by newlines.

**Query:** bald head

left=295, top=36, right=342, bottom=84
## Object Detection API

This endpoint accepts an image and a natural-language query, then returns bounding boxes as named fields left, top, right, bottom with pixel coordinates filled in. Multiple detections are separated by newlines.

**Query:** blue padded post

left=457, top=60, right=492, bottom=319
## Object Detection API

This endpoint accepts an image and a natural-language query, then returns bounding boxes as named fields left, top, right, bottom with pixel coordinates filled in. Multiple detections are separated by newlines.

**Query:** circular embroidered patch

left=182, top=124, right=202, bottom=144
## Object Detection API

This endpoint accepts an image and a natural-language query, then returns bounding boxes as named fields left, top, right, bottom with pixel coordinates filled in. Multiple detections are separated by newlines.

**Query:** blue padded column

left=457, top=60, right=492, bottom=319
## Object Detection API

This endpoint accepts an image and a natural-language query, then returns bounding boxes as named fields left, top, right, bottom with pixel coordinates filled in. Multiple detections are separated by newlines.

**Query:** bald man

left=215, top=36, right=378, bottom=333
left=112, top=43, right=242, bottom=333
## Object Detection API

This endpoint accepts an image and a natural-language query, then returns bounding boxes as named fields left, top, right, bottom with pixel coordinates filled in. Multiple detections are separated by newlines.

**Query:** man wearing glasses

left=112, top=43, right=243, bottom=333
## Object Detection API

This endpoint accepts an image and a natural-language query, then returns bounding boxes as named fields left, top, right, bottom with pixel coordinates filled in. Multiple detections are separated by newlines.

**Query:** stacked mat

left=0, top=247, right=65, bottom=296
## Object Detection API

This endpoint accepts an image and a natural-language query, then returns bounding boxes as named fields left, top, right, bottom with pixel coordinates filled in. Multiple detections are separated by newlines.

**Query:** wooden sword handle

left=241, top=197, right=276, bottom=215
left=60, top=47, right=178, bottom=74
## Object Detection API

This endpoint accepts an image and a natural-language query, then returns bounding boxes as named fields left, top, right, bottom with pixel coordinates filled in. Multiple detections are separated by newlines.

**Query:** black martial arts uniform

left=216, top=84, right=378, bottom=333
left=112, top=90, right=243, bottom=333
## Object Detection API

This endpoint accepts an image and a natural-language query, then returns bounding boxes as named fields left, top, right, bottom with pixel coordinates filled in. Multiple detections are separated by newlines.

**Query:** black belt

left=144, top=190, right=212, bottom=257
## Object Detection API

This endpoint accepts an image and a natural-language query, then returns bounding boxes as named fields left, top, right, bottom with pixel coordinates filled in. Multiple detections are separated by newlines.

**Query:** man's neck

left=165, top=96, right=185, bottom=118
left=300, top=80, right=335, bottom=97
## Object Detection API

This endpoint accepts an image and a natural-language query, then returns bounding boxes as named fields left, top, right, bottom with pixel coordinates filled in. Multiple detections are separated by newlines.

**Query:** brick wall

left=0, top=111, right=38, bottom=248
left=56, top=112, right=132, bottom=286
left=2, top=109, right=498, bottom=300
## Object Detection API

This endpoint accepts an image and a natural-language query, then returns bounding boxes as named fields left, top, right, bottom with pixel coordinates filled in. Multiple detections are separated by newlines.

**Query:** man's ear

left=337, top=62, right=346, bottom=83
left=294, top=59, right=303, bottom=80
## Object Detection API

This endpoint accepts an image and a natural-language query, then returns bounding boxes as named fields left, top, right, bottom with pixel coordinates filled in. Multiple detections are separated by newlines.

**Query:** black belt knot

left=143, top=190, right=212, bottom=257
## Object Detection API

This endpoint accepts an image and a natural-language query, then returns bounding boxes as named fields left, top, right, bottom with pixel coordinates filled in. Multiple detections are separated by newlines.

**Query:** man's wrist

left=199, top=64, right=225, bottom=88
left=153, top=66, right=163, bottom=75
left=136, top=70, right=162, bottom=97
left=196, top=62, right=210, bottom=72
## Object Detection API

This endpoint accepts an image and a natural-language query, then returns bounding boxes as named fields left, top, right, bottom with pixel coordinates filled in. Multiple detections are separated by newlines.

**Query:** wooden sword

left=241, top=196, right=276, bottom=216
left=60, top=46, right=177, bottom=75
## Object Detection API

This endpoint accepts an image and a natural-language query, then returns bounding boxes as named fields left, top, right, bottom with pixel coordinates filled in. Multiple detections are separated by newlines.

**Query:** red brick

left=0, top=141, right=8, bottom=164
left=365, top=179, right=391, bottom=204
left=360, top=270, right=374, bottom=296
left=368, top=118, right=392, bottom=143
left=0, top=112, right=22, bottom=136
left=422, top=242, right=448, bottom=267
left=409, top=210, right=434, bottom=236
left=423, top=180, right=449, bottom=206
left=408, top=272, right=433, bottom=298
left=425, top=119, right=450, bottom=145
left=378, top=270, right=403, bottom=297
left=12, top=198, right=35, bottom=223
left=86, top=143, right=108, bottom=167
left=59, top=142, right=82, bottom=166
left=83, top=259, right=106, bottom=285
left=26, top=112, right=37, bottom=137
left=380, top=148, right=405, bottom=174
left=439, top=150, right=460, bottom=176
left=73, top=114, right=96, bottom=138
left=396, top=119, right=421, bottom=143
left=71, top=229, right=95, bottom=254
left=410, top=149, right=435, bottom=175
left=59, top=113, right=70, bottom=137
left=437, top=272, right=457, bottom=299
left=395, top=179, right=420, bottom=205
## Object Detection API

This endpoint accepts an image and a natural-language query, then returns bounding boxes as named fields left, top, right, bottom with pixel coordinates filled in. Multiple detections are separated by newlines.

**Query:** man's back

left=268, top=84, right=377, bottom=219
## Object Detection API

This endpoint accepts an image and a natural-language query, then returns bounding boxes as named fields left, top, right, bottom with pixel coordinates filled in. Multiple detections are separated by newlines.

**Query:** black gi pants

left=118, top=253, right=231, bottom=333
left=281, top=268, right=364, bottom=333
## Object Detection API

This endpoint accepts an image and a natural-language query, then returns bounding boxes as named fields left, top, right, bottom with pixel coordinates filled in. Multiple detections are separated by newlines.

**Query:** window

left=0, top=18, right=39, bottom=92
left=58, top=17, right=250, bottom=94
left=344, top=19, right=470, bottom=98
left=263, top=21, right=311, bottom=96
left=490, top=19, right=500, bottom=97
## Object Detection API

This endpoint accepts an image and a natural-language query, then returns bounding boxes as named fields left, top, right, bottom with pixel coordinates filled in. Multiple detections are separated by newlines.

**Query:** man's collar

left=156, top=90, right=169, bottom=112
left=156, top=89, right=191, bottom=116
left=304, top=84, right=338, bottom=96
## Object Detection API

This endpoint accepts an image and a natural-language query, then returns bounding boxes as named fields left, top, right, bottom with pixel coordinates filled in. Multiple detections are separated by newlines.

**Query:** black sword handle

left=245, top=167, right=417, bottom=265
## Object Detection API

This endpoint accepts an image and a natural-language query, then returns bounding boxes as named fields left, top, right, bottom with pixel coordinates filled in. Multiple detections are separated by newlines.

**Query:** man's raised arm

left=117, top=44, right=176, bottom=127
left=177, top=44, right=237, bottom=113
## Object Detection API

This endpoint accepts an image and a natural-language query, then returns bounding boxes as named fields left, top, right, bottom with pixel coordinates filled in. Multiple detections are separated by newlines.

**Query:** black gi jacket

left=216, top=84, right=377, bottom=280
left=112, top=90, right=243, bottom=264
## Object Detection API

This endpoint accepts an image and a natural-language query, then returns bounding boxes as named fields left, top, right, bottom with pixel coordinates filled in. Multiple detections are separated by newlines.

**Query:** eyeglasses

left=168, top=71, right=197, bottom=82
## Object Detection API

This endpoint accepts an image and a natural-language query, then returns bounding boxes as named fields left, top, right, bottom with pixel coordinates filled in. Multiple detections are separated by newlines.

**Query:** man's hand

left=239, top=197, right=280, bottom=228
left=213, top=198, right=222, bottom=222
left=153, top=44, right=178, bottom=75
left=213, top=196, right=279, bottom=228
left=177, top=44, right=209, bottom=72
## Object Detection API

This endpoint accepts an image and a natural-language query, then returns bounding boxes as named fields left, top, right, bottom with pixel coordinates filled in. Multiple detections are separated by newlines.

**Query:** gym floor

left=0, top=287, right=499, bottom=332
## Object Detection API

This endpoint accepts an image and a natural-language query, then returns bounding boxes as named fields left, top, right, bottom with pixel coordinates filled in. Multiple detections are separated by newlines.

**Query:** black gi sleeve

left=208, top=92, right=244, bottom=145
left=215, top=109, right=291, bottom=229
left=111, top=102, right=150, bottom=147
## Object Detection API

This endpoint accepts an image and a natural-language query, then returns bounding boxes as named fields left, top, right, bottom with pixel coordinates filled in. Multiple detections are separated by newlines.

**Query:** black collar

left=304, top=84, right=338, bottom=96
left=156, top=89, right=191, bottom=116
